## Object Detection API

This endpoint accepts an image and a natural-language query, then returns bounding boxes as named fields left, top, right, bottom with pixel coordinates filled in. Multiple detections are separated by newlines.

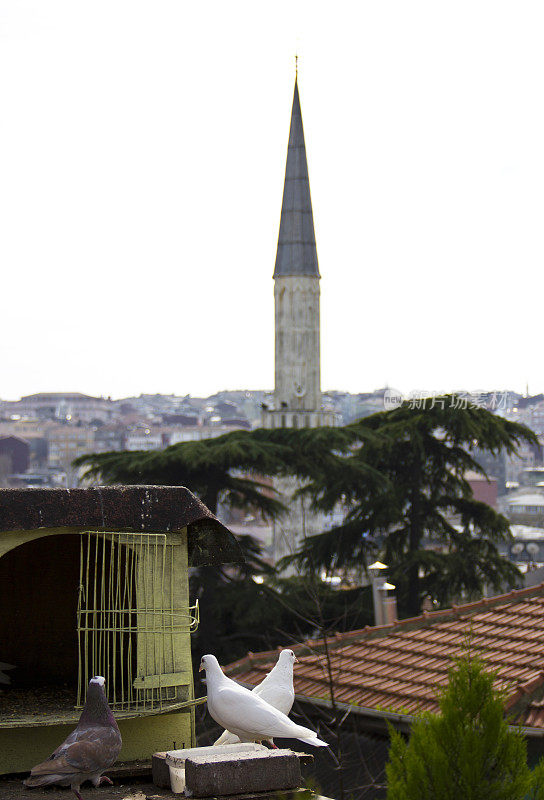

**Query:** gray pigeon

left=24, top=676, right=122, bottom=800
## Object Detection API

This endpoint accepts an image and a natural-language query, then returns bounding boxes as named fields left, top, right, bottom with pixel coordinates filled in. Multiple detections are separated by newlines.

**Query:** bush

left=386, top=653, right=539, bottom=800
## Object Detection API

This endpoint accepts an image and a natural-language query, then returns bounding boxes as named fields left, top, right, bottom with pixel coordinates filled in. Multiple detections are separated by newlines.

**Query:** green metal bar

left=170, top=544, right=175, bottom=699
left=127, top=536, right=134, bottom=708
left=77, top=537, right=84, bottom=707
left=100, top=533, right=106, bottom=685
left=75, top=530, right=192, bottom=713
left=84, top=533, right=91, bottom=697
left=92, top=532, right=99, bottom=681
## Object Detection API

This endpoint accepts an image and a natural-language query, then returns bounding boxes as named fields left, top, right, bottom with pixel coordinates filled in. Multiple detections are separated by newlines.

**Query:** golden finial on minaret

left=295, top=53, right=298, bottom=79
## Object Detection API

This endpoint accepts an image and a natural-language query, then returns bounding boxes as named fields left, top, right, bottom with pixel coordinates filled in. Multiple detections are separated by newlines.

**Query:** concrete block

left=185, top=749, right=302, bottom=797
left=154, top=744, right=267, bottom=791
left=152, top=752, right=170, bottom=788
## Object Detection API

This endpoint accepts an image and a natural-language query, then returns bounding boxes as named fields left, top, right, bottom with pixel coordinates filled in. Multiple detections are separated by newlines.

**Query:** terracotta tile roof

left=224, top=584, right=544, bottom=732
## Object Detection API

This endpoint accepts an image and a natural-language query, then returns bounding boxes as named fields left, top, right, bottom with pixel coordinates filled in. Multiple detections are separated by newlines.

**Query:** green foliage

left=192, top=562, right=374, bottom=672
left=286, top=397, right=538, bottom=615
left=75, top=428, right=292, bottom=516
left=386, top=654, right=532, bottom=800
left=74, top=400, right=539, bottom=633
left=528, top=759, right=544, bottom=800
left=75, top=428, right=375, bottom=669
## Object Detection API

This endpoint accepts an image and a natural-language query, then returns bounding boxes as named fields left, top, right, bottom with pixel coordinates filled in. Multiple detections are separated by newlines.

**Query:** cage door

left=77, top=531, right=196, bottom=713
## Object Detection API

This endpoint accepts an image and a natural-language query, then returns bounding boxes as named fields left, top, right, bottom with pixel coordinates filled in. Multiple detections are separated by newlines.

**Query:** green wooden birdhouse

left=0, top=486, right=242, bottom=774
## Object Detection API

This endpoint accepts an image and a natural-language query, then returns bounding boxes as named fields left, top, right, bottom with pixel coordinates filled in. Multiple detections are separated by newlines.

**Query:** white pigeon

left=200, top=654, right=327, bottom=748
left=215, top=649, right=297, bottom=746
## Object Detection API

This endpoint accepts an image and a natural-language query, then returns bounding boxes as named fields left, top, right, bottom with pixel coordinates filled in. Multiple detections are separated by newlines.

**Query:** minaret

left=263, top=76, right=334, bottom=429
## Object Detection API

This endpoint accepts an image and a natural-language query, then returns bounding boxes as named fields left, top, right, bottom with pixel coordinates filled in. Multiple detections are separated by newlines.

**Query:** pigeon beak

left=199, top=663, right=204, bottom=672
left=294, top=657, right=299, bottom=663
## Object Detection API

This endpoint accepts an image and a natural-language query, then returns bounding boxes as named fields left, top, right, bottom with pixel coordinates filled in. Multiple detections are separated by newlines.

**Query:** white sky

left=1, top=1, right=543, bottom=401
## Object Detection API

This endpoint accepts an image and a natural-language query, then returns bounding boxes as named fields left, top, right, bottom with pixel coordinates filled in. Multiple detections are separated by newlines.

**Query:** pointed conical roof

left=273, top=79, right=320, bottom=278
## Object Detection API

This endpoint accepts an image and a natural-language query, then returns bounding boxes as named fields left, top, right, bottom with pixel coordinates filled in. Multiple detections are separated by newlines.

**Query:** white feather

left=202, top=654, right=326, bottom=748
left=215, top=650, right=296, bottom=746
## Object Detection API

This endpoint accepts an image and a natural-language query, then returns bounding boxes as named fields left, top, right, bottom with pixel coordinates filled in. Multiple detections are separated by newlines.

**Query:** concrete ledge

left=185, top=749, right=302, bottom=797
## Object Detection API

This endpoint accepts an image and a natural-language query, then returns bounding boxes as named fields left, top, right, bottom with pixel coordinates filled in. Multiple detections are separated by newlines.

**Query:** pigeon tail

left=214, top=729, right=241, bottom=746
left=24, top=773, right=66, bottom=788
left=286, top=721, right=328, bottom=747
left=297, top=736, right=328, bottom=747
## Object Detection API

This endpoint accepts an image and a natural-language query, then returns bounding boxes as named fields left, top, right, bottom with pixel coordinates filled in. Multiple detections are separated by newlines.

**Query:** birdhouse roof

left=0, top=485, right=242, bottom=566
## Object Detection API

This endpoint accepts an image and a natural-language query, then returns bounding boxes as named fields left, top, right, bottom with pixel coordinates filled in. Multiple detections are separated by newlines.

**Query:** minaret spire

left=260, top=72, right=336, bottom=430
left=273, top=76, right=319, bottom=278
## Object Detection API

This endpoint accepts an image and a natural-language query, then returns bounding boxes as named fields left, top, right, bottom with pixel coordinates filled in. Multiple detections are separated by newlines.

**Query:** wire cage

left=77, top=531, right=198, bottom=713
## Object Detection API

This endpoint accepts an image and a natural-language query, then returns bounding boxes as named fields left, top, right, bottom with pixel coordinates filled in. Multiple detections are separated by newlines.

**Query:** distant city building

left=507, top=524, right=544, bottom=569
left=507, top=493, right=544, bottom=518
left=168, top=424, right=251, bottom=445
left=0, top=436, right=30, bottom=474
left=161, top=413, right=200, bottom=426
left=465, top=470, right=498, bottom=509
left=2, top=392, right=114, bottom=423
left=47, top=425, right=95, bottom=467
left=519, top=466, right=544, bottom=487
left=92, top=425, right=127, bottom=453
left=124, top=429, right=165, bottom=451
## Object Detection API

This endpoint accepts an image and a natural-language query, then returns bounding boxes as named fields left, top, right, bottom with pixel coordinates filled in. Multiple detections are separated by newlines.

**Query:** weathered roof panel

left=0, top=486, right=243, bottom=566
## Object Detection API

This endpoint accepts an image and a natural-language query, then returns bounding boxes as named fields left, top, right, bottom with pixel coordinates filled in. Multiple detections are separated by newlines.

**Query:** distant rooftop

left=20, top=392, right=104, bottom=402
left=511, top=524, right=544, bottom=541
left=464, top=470, right=496, bottom=482
left=508, top=494, right=544, bottom=507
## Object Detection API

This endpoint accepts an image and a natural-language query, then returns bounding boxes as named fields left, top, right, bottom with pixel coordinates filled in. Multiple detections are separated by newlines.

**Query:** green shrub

left=386, top=654, right=537, bottom=800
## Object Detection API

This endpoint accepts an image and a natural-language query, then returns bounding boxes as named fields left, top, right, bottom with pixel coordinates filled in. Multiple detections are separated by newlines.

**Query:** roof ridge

left=225, top=585, right=544, bottom=676
left=339, top=584, right=544, bottom=642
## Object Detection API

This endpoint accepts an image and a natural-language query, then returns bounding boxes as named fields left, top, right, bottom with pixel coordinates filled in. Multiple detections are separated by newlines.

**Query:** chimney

left=380, top=583, right=398, bottom=624
left=368, top=562, right=397, bottom=626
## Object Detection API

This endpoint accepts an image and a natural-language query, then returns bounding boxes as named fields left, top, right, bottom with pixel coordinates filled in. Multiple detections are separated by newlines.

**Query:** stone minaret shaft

left=273, top=78, right=321, bottom=415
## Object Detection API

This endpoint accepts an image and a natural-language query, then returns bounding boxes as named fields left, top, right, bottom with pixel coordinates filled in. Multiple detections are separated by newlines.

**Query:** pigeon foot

left=72, top=791, right=84, bottom=800
left=98, top=775, right=113, bottom=785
